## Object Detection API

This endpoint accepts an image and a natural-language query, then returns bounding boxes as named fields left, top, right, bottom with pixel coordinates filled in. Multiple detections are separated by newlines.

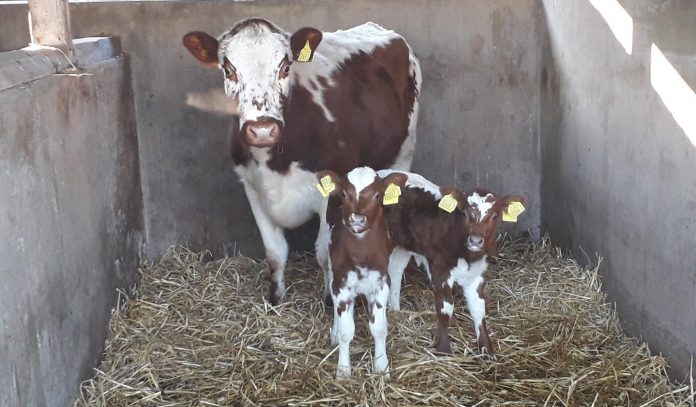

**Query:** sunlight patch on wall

left=588, top=0, right=633, bottom=54
left=651, top=43, right=696, bottom=147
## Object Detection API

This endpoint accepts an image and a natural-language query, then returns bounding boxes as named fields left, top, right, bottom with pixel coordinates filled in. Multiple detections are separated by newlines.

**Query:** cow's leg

left=243, top=184, right=289, bottom=305
left=315, top=198, right=332, bottom=307
left=463, top=276, right=494, bottom=356
left=433, top=273, right=455, bottom=355
left=368, top=280, right=390, bottom=377
left=334, top=297, right=355, bottom=379
left=387, top=247, right=411, bottom=311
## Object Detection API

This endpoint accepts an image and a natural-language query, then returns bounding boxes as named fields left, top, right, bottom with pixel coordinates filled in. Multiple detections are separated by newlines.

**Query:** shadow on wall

left=590, top=0, right=695, bottom=144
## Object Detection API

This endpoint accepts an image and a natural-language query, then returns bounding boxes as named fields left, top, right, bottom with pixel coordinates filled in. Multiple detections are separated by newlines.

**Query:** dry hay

left=75, top=238, right=694, bottom=406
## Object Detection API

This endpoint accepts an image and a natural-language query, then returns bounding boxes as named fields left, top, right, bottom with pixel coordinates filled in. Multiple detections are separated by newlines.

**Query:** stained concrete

left=0, top=40, right=143, bottom=406
left=0, top=0, right=543, bottom=258
left=541, top=0, right=696, bottom=378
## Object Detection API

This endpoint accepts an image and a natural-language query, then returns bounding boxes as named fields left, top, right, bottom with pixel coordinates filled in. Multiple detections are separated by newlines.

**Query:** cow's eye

left=491, top=213, right=499, bottom=220
left=341, top=190, right=348, bottom=198
left=279, top=57, right=292, bottom=79
left=222, top=58, right=237, bottom=82
left=373, top=192, right=381, bottom=200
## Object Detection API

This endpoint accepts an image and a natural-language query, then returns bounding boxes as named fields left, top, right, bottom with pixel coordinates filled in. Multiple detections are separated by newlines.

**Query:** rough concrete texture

left=0, top=46, right=143, bottom=406
left=541, top=0, right=696, bottom=378
left=0, top=0, right=543, bottom=258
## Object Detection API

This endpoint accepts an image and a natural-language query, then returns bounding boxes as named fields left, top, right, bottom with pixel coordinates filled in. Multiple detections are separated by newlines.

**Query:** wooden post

left=27, top=0, right=73, bottom=56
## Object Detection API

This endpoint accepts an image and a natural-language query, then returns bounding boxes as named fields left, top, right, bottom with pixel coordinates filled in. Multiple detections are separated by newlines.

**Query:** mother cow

left=183, top=18, right=421, bottom=305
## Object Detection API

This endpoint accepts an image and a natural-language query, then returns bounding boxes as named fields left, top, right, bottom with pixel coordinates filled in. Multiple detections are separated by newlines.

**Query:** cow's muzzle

left=242, top=117, right=283, bottom=147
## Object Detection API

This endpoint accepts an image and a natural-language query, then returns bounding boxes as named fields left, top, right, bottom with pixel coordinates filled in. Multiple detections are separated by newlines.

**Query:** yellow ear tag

left=297, top=40, right=312, bottom=62
left=438, top=193, right=459, bottom=213
left=316, top=175, right=335, bottom=198
left=503, top=201, right=525, bottom=222
left=383, top=183, right=401, bottom=205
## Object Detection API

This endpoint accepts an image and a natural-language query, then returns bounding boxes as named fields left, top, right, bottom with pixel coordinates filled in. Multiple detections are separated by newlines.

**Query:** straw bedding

left=75, top=238, right=694, bottom=406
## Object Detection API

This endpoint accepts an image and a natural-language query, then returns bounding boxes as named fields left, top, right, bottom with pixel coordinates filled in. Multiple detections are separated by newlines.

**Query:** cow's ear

left=183, top=31, right=219, bottom=67
left=290, top=27, right=322, bottom=62
left=439, top=187, right=467, bottom=211
left=382, top=172, right=408, bottom=189
left=316, top=170, right=342, bottom=196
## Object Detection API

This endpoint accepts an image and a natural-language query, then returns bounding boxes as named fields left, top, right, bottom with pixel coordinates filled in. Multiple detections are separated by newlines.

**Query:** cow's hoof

left=324, top=293, right=334, bottom=308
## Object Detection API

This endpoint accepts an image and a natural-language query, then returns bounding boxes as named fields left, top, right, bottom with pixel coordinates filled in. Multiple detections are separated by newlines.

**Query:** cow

left=377, top=169, right=526, bottom=356
left=182, top=18, right=421, bottom=305
left=316, top=167, right=408, bottom=378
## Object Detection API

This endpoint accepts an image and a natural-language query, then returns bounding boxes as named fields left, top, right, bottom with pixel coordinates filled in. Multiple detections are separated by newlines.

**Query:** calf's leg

left=368, top=282, right=391, bottom=376
left=335, top=298, right=355, bottom=379
left=433, top=277, right=455, bottom=355
left=464, top=276, right=494, bottom=355
left=387, top=247, right=411, bottom=310
left=315, top=198, right=333, bottom=306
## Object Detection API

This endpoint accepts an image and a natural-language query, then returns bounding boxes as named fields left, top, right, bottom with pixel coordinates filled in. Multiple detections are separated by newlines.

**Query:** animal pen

left=1, top=1, right=695, bottom=406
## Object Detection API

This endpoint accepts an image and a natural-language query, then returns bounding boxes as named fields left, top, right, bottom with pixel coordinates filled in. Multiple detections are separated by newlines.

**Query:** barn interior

left=0, top=0, right=694, bottom=405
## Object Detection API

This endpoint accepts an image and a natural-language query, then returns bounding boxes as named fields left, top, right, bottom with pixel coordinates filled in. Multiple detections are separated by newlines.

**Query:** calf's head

left=183, top=18, right=322, bottom=147
left=318, top=167, right=408, bottom=236
left=440, top=187, right=527, bottom=256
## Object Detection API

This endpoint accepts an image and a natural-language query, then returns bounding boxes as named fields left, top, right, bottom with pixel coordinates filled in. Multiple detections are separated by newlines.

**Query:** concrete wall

left=0, top=41, right=143, bottom=406
left=541, top=0, right=696, bottom=378
left=0, top=0, right=543, bottom=258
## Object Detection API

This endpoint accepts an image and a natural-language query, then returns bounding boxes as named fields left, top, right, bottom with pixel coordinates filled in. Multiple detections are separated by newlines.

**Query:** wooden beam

left=28, top=0, right=73, bottom=56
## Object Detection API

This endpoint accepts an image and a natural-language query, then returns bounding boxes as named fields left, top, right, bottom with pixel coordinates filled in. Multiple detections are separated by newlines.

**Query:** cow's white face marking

left=218, top=24, right=290, bottom=125
left=347, top=166, right=377, bottom=200
left=467, top=192, right=495, bottom=222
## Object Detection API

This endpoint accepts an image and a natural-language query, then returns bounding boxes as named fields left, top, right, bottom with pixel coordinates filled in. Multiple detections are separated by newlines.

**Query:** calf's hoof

left=434, top=339, right=453, bottom=356
left=336, top=365, right=351, bottom=380
left=268, top=283, right=283, bottom=306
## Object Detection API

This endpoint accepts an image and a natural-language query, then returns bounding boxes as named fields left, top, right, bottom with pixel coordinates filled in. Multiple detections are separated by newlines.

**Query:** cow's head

left=318, top=167, right=408, bottom=237
left=183, top=18, right=322, bottom=147
left=440, top=187, right=527, bottom=256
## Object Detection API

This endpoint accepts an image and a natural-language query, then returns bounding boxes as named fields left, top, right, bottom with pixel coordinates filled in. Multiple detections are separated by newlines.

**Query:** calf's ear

left=501, top=194, right=527, bottom=207
left=382, top=172, right=408, bottom=189
left=290, top=27, right=322, bottom=62
left=439, top=187, right=467, bottom=211
left=183, top=31, right=219, bottom=67
left=316, top=170, right=342, bottom=196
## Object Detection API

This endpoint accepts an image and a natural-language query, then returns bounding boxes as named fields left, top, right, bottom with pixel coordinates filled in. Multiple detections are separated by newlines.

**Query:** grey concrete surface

left=541, top=0, right=696, bottom=378
left=0, top=40, right=143, bottom=406
left=0, top=0, right=543, bottom=258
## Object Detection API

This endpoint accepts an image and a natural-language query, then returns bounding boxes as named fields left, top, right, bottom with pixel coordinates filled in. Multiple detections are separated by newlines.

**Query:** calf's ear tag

left=503, top=201, right=525, bottom=222
left=297, top=40, right=313, bottom=62
left=383, top=183, right=401, bottom=205
left=438, top=193, right=458, bottom=213
left=316, top=175, right=336, bottom=198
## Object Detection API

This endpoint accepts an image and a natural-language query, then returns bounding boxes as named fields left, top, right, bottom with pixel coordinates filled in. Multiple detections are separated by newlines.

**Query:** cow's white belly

left=237, top=160, right=322, bottom=229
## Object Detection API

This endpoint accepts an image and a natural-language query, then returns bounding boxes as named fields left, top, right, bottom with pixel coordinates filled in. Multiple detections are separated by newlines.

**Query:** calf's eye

left=373, top=192, right=381, bottom=200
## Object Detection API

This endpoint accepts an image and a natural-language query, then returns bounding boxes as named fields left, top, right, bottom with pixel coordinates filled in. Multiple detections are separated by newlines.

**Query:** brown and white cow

left=317, top=167, right=408, bottom=378
left=377, top=170, right=526, bottom=355
left=183, top=18, right=421, bottom=305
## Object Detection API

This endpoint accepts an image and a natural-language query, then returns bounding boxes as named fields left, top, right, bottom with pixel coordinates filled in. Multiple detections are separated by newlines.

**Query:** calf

left=378, top=170, right=526, bottom=355
left=183, top=18, right=421, bottom=305
left=317, top=167, right=408, bottom=378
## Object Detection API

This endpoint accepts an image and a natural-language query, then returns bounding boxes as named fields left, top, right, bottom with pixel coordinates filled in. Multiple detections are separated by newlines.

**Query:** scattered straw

left=75, top=238, right=692, bottom=406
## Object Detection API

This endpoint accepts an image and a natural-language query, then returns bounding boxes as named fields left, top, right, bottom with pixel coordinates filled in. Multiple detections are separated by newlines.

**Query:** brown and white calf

left=378, top=170, right=526, bottom=355
left=183, top=18, right=421, bottom=305
left=318, top=167, right=407, bottom=378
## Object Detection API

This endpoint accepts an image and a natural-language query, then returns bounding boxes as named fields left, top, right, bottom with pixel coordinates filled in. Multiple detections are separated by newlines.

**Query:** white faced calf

left=382, top=173, right=527, bottom=356
left=317, top=167, right=407, bottom=379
